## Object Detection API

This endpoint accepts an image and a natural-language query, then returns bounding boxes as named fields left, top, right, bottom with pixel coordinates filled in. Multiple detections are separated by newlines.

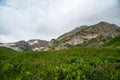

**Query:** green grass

left=0, top=47, right=120, bottom=80
left=0, top=47, right=19, bottom=61
left=103, top=35, right=120, bottom=48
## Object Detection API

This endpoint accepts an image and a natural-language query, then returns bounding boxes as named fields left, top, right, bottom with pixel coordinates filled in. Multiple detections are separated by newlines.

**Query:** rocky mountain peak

left=57, top=25, right=88, bottom=40
left=97, top=21, right=110, bottom=25
left=50, top=22, right=120, bottom=50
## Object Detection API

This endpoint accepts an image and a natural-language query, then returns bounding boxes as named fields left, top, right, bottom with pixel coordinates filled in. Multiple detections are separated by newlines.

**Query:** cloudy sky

left=0, top=0, right=120, bottom=42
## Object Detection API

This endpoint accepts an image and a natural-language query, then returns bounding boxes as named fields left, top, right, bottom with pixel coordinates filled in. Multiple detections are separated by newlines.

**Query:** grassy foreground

left=0, top=47, right=120, bottom=80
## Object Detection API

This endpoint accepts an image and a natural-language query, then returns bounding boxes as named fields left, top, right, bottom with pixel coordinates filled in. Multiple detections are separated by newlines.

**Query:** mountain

left=0, top=41, right=32, bottom=52
left=57, top=25, right=88, bottom=40
left=0, top=22, right=120, bottom=51
left=50, top=22, right=120, bottom=50
left=0, top=39, right=49, bottom=52
left=27, top=39, right=49, bottom=51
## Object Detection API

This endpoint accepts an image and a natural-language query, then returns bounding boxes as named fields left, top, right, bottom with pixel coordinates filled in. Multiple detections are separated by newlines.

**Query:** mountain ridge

left=50, top=22, right=120, bottom=50
left=0, top=22, right=120, bottom=51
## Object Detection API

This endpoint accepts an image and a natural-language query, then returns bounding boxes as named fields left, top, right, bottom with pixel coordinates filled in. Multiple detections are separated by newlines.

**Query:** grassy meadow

left=0, top=47, right=120, bottom=80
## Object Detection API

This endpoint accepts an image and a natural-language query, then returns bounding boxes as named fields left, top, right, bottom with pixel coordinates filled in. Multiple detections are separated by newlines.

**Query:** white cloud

left=0, top=34, right=17, bottom=43
left=0, top=0, right=120, bottom=42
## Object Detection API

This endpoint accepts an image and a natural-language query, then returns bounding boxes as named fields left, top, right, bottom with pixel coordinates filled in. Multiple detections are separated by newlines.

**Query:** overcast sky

left=0, top=0, right=120, bottom=43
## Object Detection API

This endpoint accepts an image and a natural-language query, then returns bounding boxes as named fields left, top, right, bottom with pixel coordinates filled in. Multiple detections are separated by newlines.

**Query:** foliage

left=0, top=47, right=18, bottom=61
left=103, top=35, right=120, bottom=48
left=0, top=47, right=120, bottom=80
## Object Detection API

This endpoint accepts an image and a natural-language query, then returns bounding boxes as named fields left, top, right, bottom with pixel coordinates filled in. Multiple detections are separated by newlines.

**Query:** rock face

left=27, top=39, right=49, bottom=51
left=57, top=25, right=88, bottom=40
left=0, top=39, right=50, bottom=51
left=0, top=41, right=32, bottom=52
left=50, top=22, right=120, bottom=50
left=0, top=22, right=120, bottom=51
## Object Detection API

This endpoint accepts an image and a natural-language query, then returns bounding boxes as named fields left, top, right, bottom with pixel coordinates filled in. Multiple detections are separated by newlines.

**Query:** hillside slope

left=50, top=22, right=120, bottom=50
left=0, top=47, right=18, bottom=61
left=103, top=35, right=120, bottom=48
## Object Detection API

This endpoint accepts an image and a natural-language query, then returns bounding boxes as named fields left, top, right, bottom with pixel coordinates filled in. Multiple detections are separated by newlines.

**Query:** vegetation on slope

left=0, top=47, right=18, bottom=61
left=0, top=47, right=120, bottom=80
left=103, top=35, right=120, bottom=48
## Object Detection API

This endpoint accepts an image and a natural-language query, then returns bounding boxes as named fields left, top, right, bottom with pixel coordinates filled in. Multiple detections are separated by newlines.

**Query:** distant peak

left=98, top=21, right=110, bottom=25
left=95, top=22, right=119, bottom=28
